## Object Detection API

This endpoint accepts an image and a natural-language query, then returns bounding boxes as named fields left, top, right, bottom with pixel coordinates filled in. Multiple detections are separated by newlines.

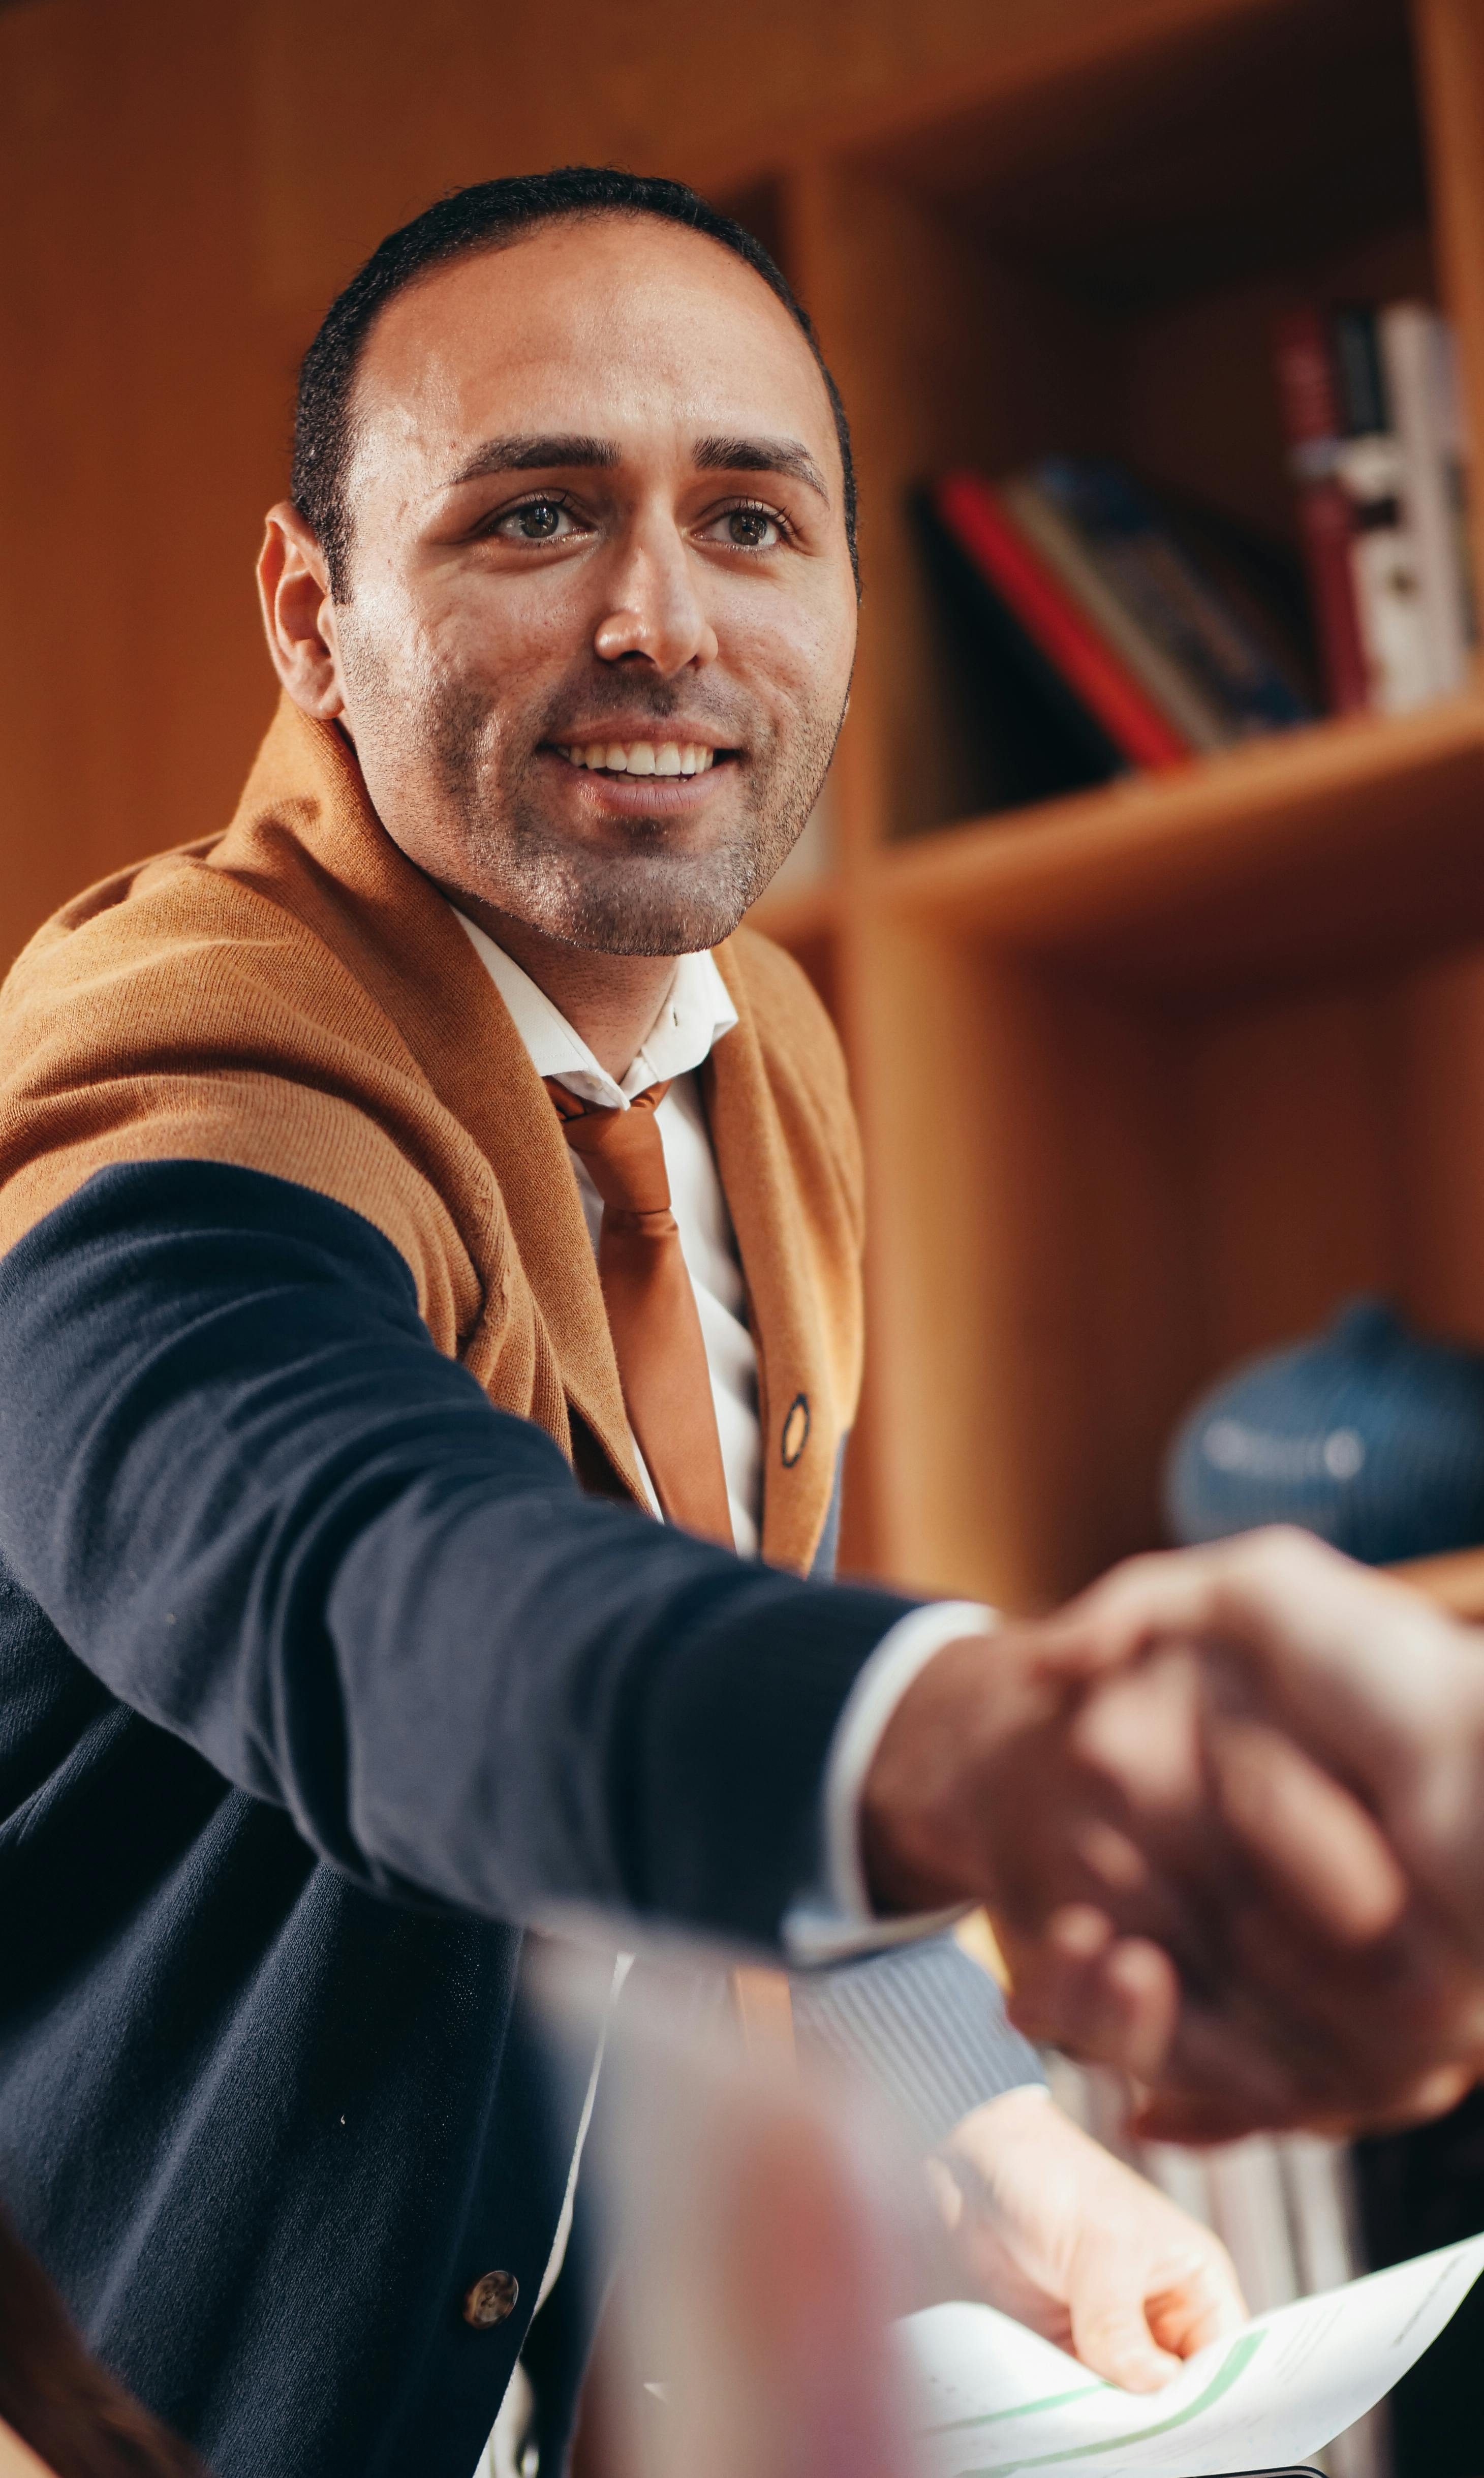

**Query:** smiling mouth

left=552, top=739, right=730, bottom=777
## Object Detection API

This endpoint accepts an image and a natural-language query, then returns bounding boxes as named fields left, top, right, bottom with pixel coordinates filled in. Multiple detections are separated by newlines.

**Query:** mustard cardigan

left=0, top=694, right=864, bottom=1577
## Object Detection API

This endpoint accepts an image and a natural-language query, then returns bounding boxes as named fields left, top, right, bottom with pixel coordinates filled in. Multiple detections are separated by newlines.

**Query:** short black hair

left=291, top=166, right=858, bottom=598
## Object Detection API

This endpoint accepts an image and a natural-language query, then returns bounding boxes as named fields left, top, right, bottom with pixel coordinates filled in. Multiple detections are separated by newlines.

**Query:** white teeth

left=562, top=740, right=720, bottom=774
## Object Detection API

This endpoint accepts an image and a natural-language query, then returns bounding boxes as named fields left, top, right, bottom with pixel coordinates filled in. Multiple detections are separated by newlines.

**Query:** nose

left=594, top=506, right=719, bottom=674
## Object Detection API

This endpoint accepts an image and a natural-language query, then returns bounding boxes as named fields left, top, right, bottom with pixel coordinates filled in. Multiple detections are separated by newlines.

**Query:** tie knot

left=546, top=1078, right=673, bottom=1217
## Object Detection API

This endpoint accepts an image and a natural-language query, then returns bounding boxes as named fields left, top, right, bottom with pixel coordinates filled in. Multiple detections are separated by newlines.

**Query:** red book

left=933, top=473, right=1193, bottom=769
left=1272, top=308, right=1370, bottom=715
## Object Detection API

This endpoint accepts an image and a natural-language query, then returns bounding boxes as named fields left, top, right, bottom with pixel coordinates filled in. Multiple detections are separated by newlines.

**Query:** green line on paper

left=956, top=2330, right=1266, bottom=2476
left=927, top=2382, right=1106, bottom=2435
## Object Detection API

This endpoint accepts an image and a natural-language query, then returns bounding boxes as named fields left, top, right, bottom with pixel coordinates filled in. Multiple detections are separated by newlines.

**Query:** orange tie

left=548, top=1075, right=796, bottom=2060
left=546, top=1077, right=734, bottom=1547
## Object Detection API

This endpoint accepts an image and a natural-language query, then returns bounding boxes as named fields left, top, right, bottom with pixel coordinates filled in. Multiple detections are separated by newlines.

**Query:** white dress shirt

left=453, top=910, right=985, bottom=1940
left=459, top=914, right=993, bottom=2478
left=457, top=915, right=762, bottom=1556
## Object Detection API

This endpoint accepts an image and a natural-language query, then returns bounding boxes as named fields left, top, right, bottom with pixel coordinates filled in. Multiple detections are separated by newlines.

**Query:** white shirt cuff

left=783, top=1601, right=997, bottom=1966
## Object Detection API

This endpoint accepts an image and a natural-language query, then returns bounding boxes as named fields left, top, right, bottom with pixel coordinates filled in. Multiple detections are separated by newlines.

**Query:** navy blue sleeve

left=0, top=1162, right=916, bottom=1947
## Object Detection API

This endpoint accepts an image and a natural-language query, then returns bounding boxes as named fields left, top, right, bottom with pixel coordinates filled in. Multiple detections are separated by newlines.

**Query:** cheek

left=426, top=561, right=598, bottom=688
left=349, top=548, right=595, bottom=719
left=729, top=593, right=854, bottom=739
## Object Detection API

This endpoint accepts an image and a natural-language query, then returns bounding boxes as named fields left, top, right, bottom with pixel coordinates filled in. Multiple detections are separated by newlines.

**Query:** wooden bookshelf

left=740, top=0, right=1484, bottom=1611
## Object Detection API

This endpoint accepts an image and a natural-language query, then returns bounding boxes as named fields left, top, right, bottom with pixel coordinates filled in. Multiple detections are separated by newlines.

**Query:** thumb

left=1065, top=2259, right=1184, bottom=2394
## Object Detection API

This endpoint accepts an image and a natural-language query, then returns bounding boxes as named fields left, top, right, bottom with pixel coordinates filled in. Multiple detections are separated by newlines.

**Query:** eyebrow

left=447, top=434, right=620, bottom=486
left=693, top=435, right=831, bottom=504
left=446, top=429, right=831, bottom=504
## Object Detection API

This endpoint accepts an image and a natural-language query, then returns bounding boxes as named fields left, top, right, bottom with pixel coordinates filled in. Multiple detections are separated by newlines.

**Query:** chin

left=517, top=850, right=763, bottom=958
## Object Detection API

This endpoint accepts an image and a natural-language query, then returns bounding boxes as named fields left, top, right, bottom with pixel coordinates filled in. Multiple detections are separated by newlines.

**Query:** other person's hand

left=927, top=2088, right=1245, bottom=2392
left=860, top=1557, right=1484, bottom=2139
left=993, top=1531, right=1484, bottom=2138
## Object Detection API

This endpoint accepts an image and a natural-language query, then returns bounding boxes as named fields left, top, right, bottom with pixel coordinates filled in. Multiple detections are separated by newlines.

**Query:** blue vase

left=1163, top=1298, right=1484, bottom=1565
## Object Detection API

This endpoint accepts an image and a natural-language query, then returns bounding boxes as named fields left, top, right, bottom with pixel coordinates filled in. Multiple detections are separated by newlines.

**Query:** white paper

left=901, top=2231, right=1484, bottom=2478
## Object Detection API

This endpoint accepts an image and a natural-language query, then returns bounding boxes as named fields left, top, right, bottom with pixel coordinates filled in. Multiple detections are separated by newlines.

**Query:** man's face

left=320, top=215, right=858, bottom=955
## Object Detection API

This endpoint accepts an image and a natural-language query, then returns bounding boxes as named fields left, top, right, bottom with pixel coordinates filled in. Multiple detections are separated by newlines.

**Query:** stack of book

left=1274, top=300, right=1475, bottom=718
left=922, top=462, right=1314, bottom=787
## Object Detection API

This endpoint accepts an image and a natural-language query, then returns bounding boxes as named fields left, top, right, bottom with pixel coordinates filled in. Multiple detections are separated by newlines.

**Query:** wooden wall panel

left=0, top=0, right=287, bottom=952
left=1181, top=985, right=1404, bottom=1372
left=1390, top=951, right=1484, bottom=1347
left=846, top=924, right=1199, bottom=1608
left=0, top=0, right=1329, bottom=963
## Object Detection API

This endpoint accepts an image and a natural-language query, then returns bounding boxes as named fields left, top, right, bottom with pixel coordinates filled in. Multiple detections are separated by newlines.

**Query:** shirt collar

left=452, top=907, right=738, bottom=1110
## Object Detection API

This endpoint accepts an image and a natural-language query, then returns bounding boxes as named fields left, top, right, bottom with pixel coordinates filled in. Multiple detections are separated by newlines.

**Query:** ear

left=257, top=502, right=346, bottom=718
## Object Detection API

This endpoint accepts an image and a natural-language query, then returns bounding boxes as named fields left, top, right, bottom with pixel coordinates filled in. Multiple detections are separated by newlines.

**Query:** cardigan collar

left=451, top=909, right=738, bottom=1108
left=213, top=693, right=838, bottom=1572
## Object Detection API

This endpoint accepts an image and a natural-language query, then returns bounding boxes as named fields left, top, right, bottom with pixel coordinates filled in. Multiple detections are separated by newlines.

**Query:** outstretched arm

left=0, top=1160, right=909, bottom=1946
left=0, top=1157, right=1159, bottom=1967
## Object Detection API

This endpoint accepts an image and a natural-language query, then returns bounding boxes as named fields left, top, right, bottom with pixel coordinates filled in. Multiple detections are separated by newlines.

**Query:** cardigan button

left=781, top=1393, right=810, bottom=1466
left=462, top=2268, right=519, bottom=2329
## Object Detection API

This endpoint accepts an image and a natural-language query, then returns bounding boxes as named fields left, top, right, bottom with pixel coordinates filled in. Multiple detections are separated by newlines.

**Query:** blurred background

left=8, top=0, right=1484, bottom=2469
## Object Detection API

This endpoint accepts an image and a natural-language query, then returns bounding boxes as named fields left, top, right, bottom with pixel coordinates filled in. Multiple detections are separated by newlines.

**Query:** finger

left=1219, top=1890, right=1484, bottom=2114
left=1138, top=1996, right=1317, bottom=2134
left=1070, top=1648, right=1209, bottom=1829
left=1133, top=1944, right=1474, bottom=2137
left=1132, top=2089, right=1289, bottom=2144
left=1005, top=1910, right=1181, bottom=2082
left=1137, top=2057, right=1479, bottom=2145
left=1049, top=1528, right=1367, bottom=1669
left=1209, top=1717, right=1408, bottom=1945
left=1065, top=2269, right=1184, bottom=2394
left=1043, top=1529, right=1458, bottom=1806
left=1145, top=2254, right=1248, bottom=2358
left=1344, top=2061, right=1477, bottom=2131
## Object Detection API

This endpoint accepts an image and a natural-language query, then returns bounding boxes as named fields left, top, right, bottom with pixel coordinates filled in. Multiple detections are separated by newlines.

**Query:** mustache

left=533, top=667, right=756, bottom=744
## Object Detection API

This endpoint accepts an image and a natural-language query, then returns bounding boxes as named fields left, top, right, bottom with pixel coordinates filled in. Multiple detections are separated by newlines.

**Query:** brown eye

left=725, top=507, right=776, bottom=548
left=494, top=499, right=578, bottom=542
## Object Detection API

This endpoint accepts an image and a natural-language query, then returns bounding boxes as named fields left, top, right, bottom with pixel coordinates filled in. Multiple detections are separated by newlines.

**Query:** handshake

left=862, top=1527, right=1484, bottom=2142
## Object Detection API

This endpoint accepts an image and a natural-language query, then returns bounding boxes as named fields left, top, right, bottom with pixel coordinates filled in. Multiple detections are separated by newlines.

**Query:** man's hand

left=859, top=1624, right=1228, bottom=1943
left=927, top=2089, right=1246, bottom=2392
left=859, top=1614, right=1405, bottom=2028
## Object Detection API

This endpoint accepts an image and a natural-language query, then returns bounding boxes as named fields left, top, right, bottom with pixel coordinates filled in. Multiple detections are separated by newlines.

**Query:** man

left=0, top=170, right=1247, bottom=2478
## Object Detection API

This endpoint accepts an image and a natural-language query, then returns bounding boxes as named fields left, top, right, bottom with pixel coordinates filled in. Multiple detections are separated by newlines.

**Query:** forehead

left=352, top=216, right=840, bottom=479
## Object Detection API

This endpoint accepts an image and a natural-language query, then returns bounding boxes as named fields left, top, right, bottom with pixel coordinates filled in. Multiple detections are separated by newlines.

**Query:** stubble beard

left=421, top=670, right=844, bottom=957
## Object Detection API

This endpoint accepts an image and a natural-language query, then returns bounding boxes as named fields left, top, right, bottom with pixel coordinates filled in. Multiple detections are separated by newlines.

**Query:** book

left=1272, top=307, right=1370, bottom=714
left=913, top=497, right=1124, bottom=809
left=1379, top=300, right=1475, bottom=697
left=1331, top=303, right=1435, bottom=715
left=927, top=474, right=1193, bottom=773
left=1030, top=457, right=1312, bottom=739
left=999, top=474, right=1233, bottom=752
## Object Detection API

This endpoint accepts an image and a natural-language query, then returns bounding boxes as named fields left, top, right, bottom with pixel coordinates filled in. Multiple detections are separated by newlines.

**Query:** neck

left=456, top=895, right=680, bottom=1080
